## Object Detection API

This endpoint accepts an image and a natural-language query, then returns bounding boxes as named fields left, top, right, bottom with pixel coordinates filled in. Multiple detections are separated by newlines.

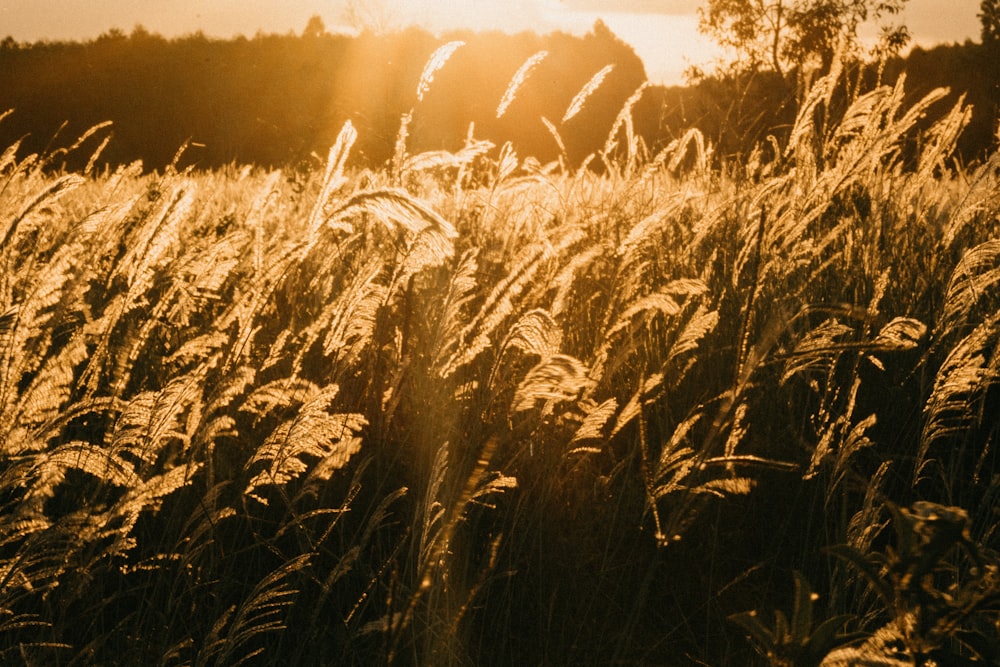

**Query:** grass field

left=1, top=61, right=999, bottom=665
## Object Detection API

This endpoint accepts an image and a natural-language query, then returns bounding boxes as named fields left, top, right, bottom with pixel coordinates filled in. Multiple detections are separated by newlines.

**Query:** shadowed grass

left=0, top=63, right=998, bottom=666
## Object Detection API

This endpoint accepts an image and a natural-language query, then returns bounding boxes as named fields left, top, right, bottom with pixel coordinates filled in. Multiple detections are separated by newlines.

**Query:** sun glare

left=1, top=0, right=998, bottom=665
left=418, top=2, right=722, bottom=85
left=578, top=12, right=724, bottom=84
left=320, top=0, right=723, bottom=85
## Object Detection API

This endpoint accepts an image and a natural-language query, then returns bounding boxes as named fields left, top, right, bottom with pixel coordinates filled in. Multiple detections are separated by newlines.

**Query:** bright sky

left=0, top=1, right=982, bottom=85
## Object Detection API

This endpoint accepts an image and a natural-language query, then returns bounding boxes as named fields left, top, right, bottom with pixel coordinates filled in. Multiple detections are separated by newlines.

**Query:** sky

left=0, top=1, right=982, bottom=85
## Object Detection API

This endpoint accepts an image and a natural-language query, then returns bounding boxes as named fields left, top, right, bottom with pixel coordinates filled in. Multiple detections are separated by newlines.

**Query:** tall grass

left=0, top=52, right=998, bottom=666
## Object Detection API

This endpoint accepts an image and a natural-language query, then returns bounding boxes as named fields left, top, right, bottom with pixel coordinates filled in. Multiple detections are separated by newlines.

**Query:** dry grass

left=0, top=57, right=998, bottom=666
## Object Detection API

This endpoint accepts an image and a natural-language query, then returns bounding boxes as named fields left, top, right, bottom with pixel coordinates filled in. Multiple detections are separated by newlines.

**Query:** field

left=1, top=63, right=1000, bottom=666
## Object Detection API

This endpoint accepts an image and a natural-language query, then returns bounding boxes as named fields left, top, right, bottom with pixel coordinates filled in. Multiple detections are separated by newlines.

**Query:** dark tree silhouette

left=698, top=0, right=909, bottom=82
left=302, top=15, right=328, bottom=39
left=2, top=13, right=995, bottom=172
left=0, top=20, right=646, bottom=170
left=979, top=0, right=1000, bottom=155
left=982, top=0, right=1000, bottom=44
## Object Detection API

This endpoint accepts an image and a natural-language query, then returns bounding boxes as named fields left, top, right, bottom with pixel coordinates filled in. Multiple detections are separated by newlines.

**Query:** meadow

left=1, top=53, right=999, bottom=665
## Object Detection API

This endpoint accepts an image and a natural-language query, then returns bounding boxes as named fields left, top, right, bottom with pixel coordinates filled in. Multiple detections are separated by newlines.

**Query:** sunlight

left=316, top=1, right=721, bottom=85
left=2, top=1, right=998, bottom=664
left=393, top=1, right=723, bottom=85
left=336, top=4, right=712, bottom=87
left=563, top=11, right=725, bottom=85
left=2, top=0, right=975, bottom=88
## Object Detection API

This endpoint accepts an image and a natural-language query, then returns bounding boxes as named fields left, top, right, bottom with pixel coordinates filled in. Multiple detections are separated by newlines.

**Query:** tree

left=302, top=15, right=328, bottom=39
left=982, top=0, right=1000, bottom=45
left=980, top=0, right=1000, bottom=156
left=699, top=0, right=909, bottom=81
left=340, top=0, right=399, bottom=35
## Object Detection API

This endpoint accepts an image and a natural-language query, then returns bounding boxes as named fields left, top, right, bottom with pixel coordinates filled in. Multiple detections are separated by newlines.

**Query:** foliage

left=698, top=0, right=910, bottom=80
left=825, top=502, right=1000, bottom=665
left=0, top=21, right=646, bottom=171
left=982, top=0, right=1000, bottom=45
left=730, top=571, right=865, bottom=666
left=3, top=18, right=999, bottom=174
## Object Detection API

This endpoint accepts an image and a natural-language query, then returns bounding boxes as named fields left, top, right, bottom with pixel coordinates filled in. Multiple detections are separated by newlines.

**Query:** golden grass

left=0, top=60, right=998, bottom=665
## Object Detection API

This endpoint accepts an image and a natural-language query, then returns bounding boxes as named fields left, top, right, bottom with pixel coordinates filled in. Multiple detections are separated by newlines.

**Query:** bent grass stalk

left=0, top=68, right=998, bottom=665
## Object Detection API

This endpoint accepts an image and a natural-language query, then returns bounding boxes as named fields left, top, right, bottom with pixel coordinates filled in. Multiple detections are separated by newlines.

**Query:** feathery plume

left=496, top=50, right=549, bottom=118
left=603, top=81, right=649, bottom=155
left=417, top=41, right=465, bottom=101
left=562, top=64, right=614, bottom=123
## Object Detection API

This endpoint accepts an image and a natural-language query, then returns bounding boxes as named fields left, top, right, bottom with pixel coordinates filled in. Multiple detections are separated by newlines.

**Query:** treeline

left=888, top=40, right=1000, bottom=160
left=0, top=21, right=646, bottom=171
left=0, top=21, right=997, bottom=172
left=642, top=39, right=1000, bottom=165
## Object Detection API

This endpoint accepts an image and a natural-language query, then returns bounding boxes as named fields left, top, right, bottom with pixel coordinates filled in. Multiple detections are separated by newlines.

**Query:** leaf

left=729, top=610, right=776, bottom=654
left=825, top=544, right=895, bottom=611
left=701, top=454, right=797, bottom=471
left=805, top=615, right=864, bottom=659
left=791, top=570, right=815, bottom=644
